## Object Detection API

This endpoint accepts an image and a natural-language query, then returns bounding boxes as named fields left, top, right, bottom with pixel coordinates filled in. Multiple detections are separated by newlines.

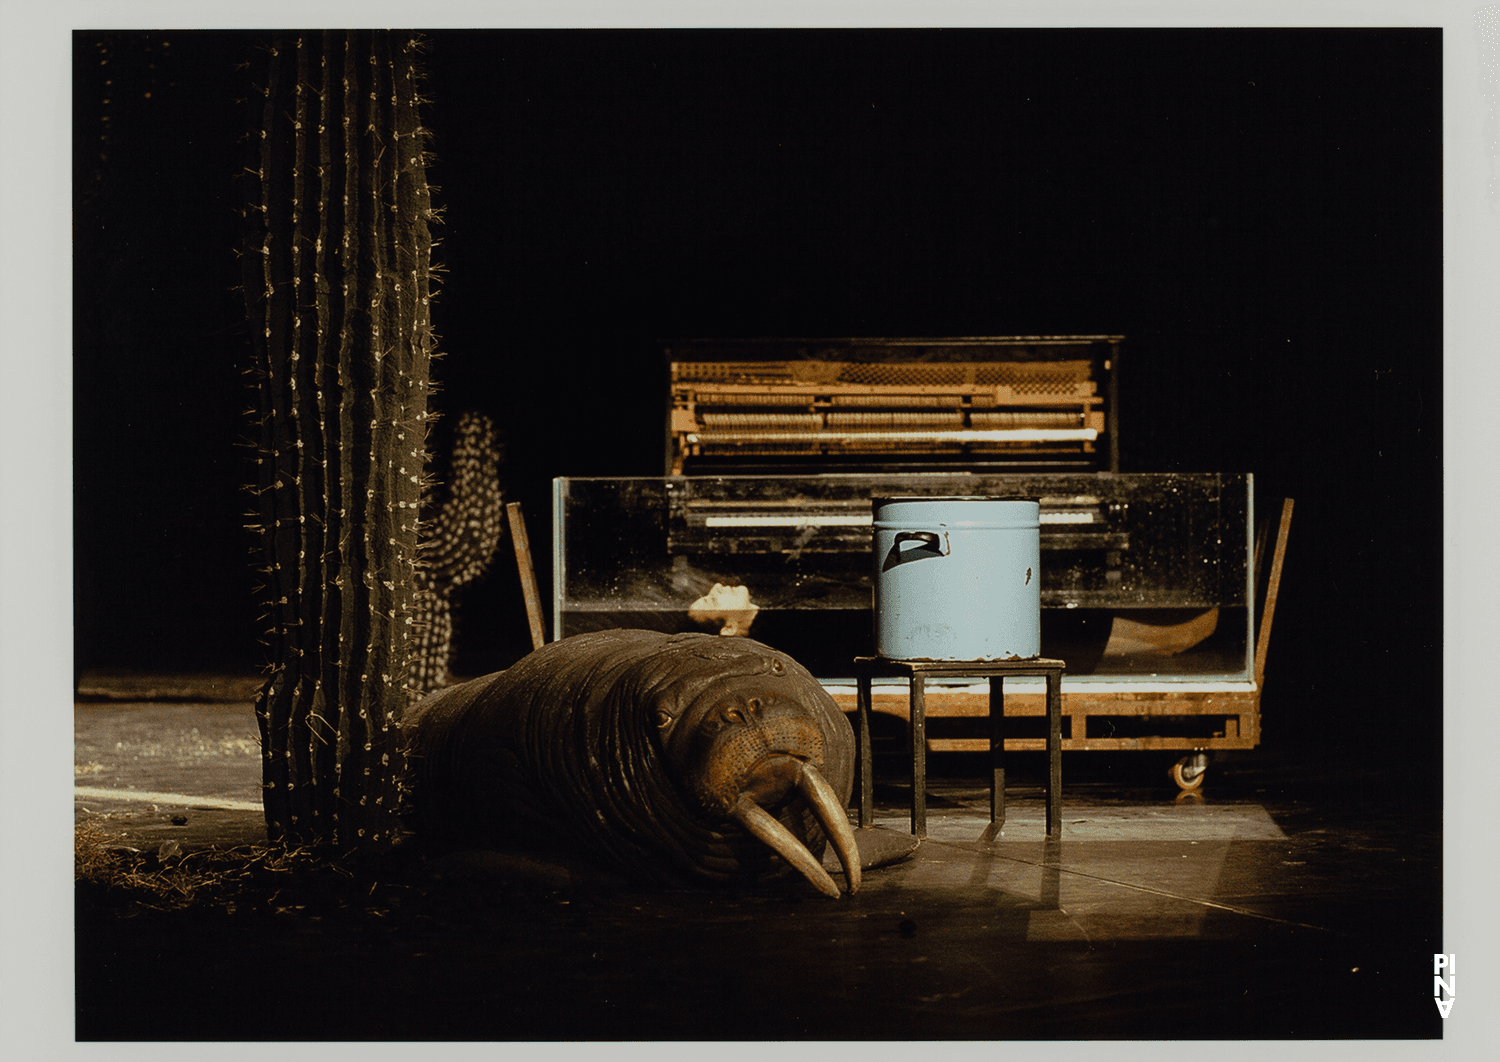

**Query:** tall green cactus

left=409, top=411, right=506, bottom=700
left=242, top=31, right=439, bottom=850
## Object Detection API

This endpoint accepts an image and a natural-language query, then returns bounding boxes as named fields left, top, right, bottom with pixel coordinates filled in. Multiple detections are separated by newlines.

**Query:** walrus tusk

left=796, top=762, right=862, bottom=896
left=728, top=799, right=844, bottom=898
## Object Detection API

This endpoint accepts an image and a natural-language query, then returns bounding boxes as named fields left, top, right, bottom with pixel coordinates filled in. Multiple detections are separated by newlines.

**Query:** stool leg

left=1046, top=669, right=1062, bottom=838
left=911, top=675, right=927, bottom=838
left=857, top=670, right=873, bottom=829
left=989, top=675, right=1005, bottom=827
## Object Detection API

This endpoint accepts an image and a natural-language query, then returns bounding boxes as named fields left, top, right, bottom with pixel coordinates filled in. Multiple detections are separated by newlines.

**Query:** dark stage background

left=73, top=28, right=1441, bottom=775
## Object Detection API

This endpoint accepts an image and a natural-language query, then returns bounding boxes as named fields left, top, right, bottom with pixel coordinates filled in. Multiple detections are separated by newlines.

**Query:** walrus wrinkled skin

left=402, top=630, right=862, bottom=897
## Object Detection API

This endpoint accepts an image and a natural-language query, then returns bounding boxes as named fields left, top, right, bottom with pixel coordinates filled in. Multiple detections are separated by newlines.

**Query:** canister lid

left=872, top=495, right=1038, bottom=505
left=872, top=496, right=1040, bottom=529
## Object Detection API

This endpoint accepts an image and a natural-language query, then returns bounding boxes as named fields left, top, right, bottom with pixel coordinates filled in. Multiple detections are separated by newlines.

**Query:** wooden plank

left=505, top=501, right=547, bottom=652
left=929, top=735, right=1259, bottom=753
left=1255, top=498, right=1295, bottom=686
left=829, top=684, right=1263, bottom=756
left=826, top=689, right=1260, bottom=717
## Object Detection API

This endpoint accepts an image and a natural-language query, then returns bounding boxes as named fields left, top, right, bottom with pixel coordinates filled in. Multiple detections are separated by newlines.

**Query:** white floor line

left=74, top=785, right=264, bottom=812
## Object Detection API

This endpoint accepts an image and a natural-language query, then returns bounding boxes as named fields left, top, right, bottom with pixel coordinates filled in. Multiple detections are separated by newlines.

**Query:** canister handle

left=893, top=530, right=948, bottom=554
left=881, top=530, right=951, bottom=572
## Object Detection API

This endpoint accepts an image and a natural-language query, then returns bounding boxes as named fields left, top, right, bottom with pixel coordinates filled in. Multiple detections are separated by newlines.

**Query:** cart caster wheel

left=1171, top=754, right=1208, bottom=791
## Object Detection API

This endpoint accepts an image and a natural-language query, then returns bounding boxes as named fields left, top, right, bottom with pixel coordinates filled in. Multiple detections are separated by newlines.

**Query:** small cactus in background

left=241, top=31, right=439, bottom=851
left=409, top=411, right=506, bottom=700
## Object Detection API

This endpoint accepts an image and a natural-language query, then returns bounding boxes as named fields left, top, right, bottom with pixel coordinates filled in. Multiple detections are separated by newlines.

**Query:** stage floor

left=73, top=678, right=1443, bottom=1041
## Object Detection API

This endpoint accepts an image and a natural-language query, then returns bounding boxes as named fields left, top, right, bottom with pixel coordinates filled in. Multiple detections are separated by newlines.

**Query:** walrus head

left=647, top=640, right=862, bottom=898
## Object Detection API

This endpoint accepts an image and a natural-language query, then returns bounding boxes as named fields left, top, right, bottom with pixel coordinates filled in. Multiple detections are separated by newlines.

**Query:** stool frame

left=853, top=656, right=1066, bottom=838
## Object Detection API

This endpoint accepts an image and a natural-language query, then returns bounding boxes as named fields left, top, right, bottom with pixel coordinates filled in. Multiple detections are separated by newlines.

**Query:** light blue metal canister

left=872, top=496, right=1041, bottom=660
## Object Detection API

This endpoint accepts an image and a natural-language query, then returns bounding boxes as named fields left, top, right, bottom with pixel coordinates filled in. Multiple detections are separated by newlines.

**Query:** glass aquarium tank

left=553, top=472, right=1254, bottom=685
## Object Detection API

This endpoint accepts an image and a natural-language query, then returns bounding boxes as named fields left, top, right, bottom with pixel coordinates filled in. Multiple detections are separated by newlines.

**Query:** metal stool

left=853, top=656, right=1066, bottom=838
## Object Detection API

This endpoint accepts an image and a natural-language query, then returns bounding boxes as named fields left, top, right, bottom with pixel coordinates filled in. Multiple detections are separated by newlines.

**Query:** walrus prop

left=402, top=630, right=901, bottom=897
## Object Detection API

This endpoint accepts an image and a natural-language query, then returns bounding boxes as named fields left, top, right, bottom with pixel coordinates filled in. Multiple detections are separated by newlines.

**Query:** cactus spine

left=410, top=411, right=506, bottom=700
left=242, top=31, right=438, bottom=850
